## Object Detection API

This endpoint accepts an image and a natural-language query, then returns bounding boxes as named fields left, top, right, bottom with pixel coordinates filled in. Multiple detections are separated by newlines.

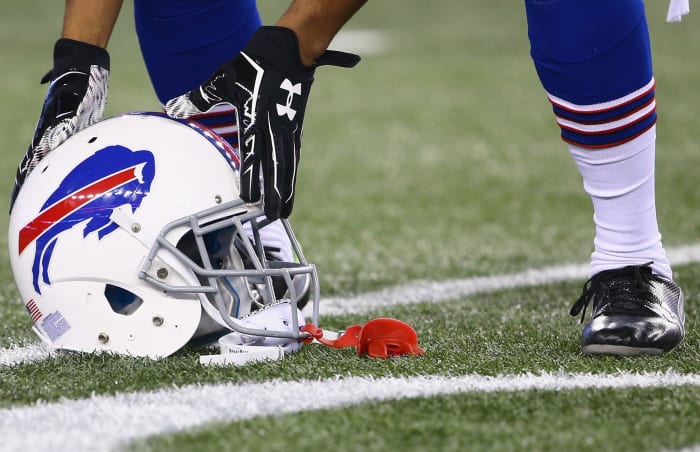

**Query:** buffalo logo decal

left=18, top=145, right=155, bottom=293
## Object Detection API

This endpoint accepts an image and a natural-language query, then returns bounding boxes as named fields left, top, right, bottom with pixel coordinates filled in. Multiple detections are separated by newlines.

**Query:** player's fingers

left=239, top=130, right=262, bottom=204
left=262, top=127, right=286, bottom=220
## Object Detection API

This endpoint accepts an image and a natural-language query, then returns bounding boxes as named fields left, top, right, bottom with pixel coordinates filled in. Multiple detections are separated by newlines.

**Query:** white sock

left=569, top=126, right=671, bottom=279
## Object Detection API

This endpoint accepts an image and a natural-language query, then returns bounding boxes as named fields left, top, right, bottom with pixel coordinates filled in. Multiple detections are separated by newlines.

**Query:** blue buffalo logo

left=19, top=146, right=155, bottom=293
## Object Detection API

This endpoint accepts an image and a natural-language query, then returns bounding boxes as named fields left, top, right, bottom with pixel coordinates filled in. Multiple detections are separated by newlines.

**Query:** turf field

left=2, top=1, right=700, bottom=451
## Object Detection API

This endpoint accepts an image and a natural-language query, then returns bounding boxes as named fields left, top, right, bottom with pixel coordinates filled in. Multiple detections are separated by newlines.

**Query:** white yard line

left=1, top=371, right=700, bottom=452
left=3, top=243, right=700, bottom=367
left=0, top=342, right=54, bottom=366
left=329, top=29, right=389, bottom=55
left=314, top=243, right=700, bottom=316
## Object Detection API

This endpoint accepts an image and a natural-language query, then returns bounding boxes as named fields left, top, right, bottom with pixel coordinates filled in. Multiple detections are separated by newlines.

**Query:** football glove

left=11, top=38, right=110, bottom=211
left=166, top=26, right=360, bottom=220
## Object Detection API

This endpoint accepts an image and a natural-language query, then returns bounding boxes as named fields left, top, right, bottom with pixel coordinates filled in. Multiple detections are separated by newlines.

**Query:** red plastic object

left=301, top=318, right=424, bottom=358
left=358, top=318, right=424, bottom=358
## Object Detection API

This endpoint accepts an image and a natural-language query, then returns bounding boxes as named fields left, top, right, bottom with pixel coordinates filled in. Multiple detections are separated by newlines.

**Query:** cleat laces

left=569, top=262, right=661, bottom=323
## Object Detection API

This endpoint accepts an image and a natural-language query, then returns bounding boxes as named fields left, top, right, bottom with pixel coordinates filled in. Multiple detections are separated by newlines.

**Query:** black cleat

left=569, top=263, right=685, bottom=356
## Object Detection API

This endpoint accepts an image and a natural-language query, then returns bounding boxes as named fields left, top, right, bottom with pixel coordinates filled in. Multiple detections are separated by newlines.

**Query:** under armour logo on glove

left=276, top=78, right=301, bottom=120
left=165, top=26, right=360, bottom=220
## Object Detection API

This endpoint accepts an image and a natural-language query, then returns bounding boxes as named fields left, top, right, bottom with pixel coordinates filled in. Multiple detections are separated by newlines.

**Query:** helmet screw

left=156, top=268, right=168, bottom=279
left=131, top=223, right=142, bottom=233
left=98, top=332, right=109, bottom=344
left=152, top=315, right=164, bottom=327
left=214, top=195, right=222, bottom=204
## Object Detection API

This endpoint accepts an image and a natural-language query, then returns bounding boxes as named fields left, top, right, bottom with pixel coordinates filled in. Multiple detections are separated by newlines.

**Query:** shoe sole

left=582, top=344, right=664, bottom=356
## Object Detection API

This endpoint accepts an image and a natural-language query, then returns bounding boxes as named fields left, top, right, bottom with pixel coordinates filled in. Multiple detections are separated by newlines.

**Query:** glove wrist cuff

left=53, top=38, right=111, bottom=75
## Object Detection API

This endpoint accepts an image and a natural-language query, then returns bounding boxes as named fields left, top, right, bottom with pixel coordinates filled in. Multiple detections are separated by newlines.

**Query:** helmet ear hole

left=104, top=284, right=144, bottom=316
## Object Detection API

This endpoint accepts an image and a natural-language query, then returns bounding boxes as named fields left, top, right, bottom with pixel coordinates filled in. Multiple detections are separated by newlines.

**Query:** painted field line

left=314, top=243, right=700, bottom=316
left=2, top=370, right=700, bottom=452
left=3, top=243, right=700, bottom=367
left=0, top=342, right=54, bottom=366
left=329, top=29, right=389, bottom=55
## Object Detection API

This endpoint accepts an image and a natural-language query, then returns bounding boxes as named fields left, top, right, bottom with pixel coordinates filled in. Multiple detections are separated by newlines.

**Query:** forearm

left=275, top=0, right=367, bottom=65
left=62, top=0, right=124, bottom=48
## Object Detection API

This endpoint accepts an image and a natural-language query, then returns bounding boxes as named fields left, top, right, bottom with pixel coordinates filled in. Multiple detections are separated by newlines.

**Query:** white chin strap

left=667, top=0, right=690, bottom=22
left=199, top=300, right=305, bottom=366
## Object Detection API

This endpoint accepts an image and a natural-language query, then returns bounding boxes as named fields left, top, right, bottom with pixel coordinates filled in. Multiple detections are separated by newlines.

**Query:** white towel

left=667, top=0, right=690, bottom=22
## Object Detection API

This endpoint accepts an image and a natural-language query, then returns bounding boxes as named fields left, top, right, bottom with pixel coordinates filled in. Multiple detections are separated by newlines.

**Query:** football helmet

left=8, top=112, right=319, bottom=359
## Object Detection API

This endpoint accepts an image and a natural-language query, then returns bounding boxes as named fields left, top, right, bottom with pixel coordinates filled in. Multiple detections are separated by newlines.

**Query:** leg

left=525, top=0, right=685, bottom=354
left=133, top=0, right=261, bottom=147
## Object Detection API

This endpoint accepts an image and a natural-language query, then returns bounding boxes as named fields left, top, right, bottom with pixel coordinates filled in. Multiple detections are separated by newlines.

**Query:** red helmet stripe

left=18, top=166, right=140, bottom=254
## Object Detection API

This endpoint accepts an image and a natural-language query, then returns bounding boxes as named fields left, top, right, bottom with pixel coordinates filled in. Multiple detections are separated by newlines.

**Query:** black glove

left=166, top=26, right=360, bottom=220
left=11, top=38, right=110, bottom=211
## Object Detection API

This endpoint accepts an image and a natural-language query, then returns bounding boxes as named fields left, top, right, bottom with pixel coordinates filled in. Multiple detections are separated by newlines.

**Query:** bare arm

left=275, top=0, right=368, bottom=65
left=61, top=0, right=124, bottom=48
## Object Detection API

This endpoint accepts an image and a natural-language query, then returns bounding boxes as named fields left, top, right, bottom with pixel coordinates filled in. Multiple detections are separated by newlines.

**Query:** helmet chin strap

left=199, top=336, right=291, bottom=366
left=200, top=300, right=306, bottom=366
left=200, top=314, right=424, bottom=366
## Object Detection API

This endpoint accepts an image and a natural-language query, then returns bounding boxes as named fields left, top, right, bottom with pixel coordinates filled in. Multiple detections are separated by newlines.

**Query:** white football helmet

left=8, top=112, right=319, bottom=359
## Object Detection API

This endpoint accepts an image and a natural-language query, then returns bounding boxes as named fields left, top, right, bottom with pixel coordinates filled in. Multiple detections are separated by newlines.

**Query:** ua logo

left=276, top=78, right=302, bottom=120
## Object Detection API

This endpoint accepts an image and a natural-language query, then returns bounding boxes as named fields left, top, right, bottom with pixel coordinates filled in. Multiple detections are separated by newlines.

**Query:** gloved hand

left=166, top=26, right=360, bottom=220
left=11, top=38, right=110, bottom=211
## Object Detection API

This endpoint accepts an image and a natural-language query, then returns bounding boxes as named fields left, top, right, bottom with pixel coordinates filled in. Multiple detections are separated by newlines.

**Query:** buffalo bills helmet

left=8, top=112, right=319, bottom=359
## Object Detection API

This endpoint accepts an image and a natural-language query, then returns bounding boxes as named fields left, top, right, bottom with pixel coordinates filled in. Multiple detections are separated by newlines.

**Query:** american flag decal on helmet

left=19, top=145, right=155, bottom=293
left=25, top=299, right=43, bottom=323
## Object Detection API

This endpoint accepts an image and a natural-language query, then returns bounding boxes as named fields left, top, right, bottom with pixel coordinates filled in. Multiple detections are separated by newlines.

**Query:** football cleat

left=569, top=263, right=685, bottom=355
